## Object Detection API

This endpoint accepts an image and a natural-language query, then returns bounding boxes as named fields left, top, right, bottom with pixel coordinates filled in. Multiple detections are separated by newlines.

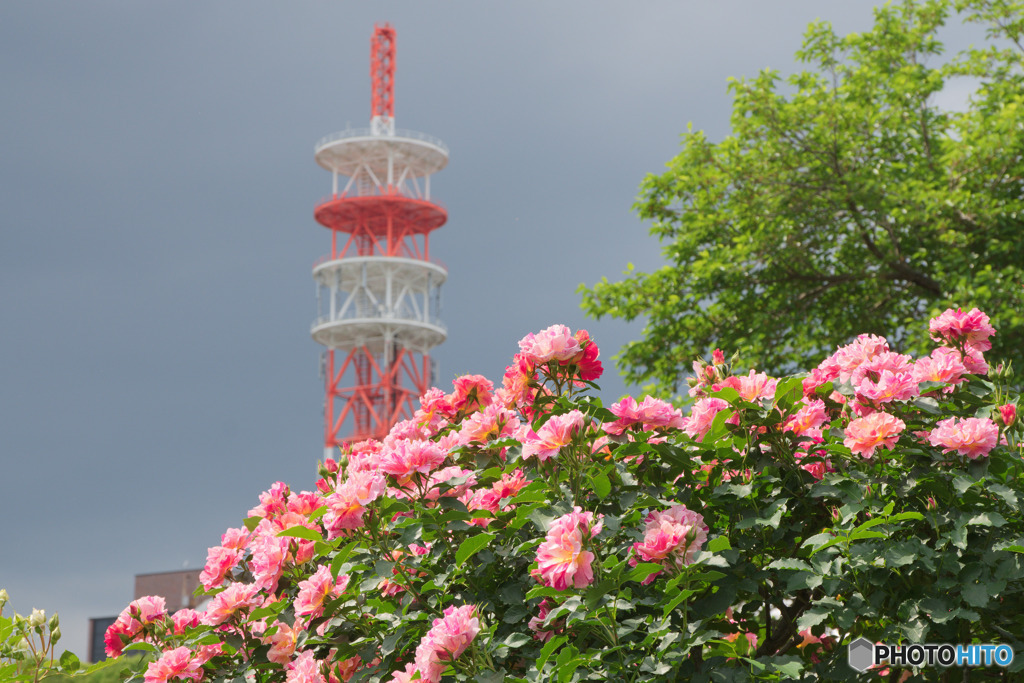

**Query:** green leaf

left=887, top=511, right=924, bottom=523
left=123, top=642, right=161, bottom=655
left=537, top=635, right=568, bottom=671
left=707, top=535, right=731, bottom=553
left=767, top=558, right=813, bottom=572
left=953, top=476, right=974, bottom=495
left=243, top=516, right=262, bottom=532
left=883, top=542, right=917, bottom=568
left=276, top=526, right=323, bottom=542
left=592, top=472, right=612, bottom=500
left=797, top=608, right=830, bottom=631
left=455, top=532, right=496, bottom=567
left=585, top=579, right=617, bottom=609
left=661, top=588, right=697, bottom=617
left=330, top=540, right=361, bottom=578
left=627, top=562, right=664, bottom=583
left=509, top=486, right=550, bottom=505
left=967, top=512, right=1007, bottom=527
left=504, top=632, right=532, bottom=648
left=770, top=659, right=805, bottom=678
left=502, top=605, right=529, bottom=624
left=526, top=585, right=566, bottom=600
left=803, top=532, right=842, bottom=556
left=988, top=483, right=1018, bottom=506
left=59, top=650, right=80, bottom=672
left=962, top=582, right=990, bottom=608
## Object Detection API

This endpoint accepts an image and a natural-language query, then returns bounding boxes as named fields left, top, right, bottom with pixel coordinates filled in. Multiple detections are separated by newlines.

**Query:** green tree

left=580, top=0, right=1024, bottom=395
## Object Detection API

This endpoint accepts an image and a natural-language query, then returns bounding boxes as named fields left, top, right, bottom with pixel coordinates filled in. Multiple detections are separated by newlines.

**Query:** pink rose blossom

left=855, top=369, right=919, bottom=405
left=415, top=387, right=456, bottom=426
left=330, top=655, right=364, bottom=683
left=535, top=527, right=593, bottom=590
left=912, top=348, right=968, bottom=388
left=449, top=374, right=494, bottom=413
left=413, top=605, right=482, bottom=683
left=104, top=621, right=133, bottom=658
left=466, top=469, right=530, bottom=526
left=220, top=527, right=251, bottom=550
left=250, top=534, right=289, bottom=592
left=604, top=395, right=685, bottom=434
left=286, top=650, right=326, bottom=683
left=170, top=609, right=201, bottom=636
left=928, top=417, right=999, bottom=459
left=103, top=593, right=165, bottom=659
left=294, top=565, right=349, bottom=619
left=263, top=621, right=298, bottom=665
left=632, top=504, right=708, bottom=572
left=547, top=506, right=603, bottom=538
left=500, top=353, right=538, bottom=412
left=684, top=398, right=730, bottom=442
left=929, top=307, right=995, bottom=351
left=128, top=595, right=168, bottom=625
left=801, top=367, right=836, bottom=396
left=518, top=324, right=582, bottom=364
left=386, top=663, right=419, bottom=683
left=287, top=491, right=324, bottom=516
left=248, top=481, right=290, bottom=520
left=567, top=329, right=603, bottom=381
left=104, top=593, right=171, bottom=656
left=821, top=334, right=890, bottom=384
left=528, top=598, right=562, bottom=642
left=843, top=412, right=906, bottom=459
left=457, top=402, right=520, bottom=445
left=144, top=647, right=203, bottom=683
left=382, top=419, right=429, bottom=449
left=201, top=582, right=260, bottom=626
left=962, top=347, right=989, bottom=375
left=848, top=351, right=913, bottom=387
left=380, top=439, right=447, bottom=485
left=719, top=369, right=778, bottom=402
left=534, top=508, right=602, bottom=591
left=323, top=470, right=387, bottom=536
left=522, top=410, right=586, bottom=461
left=783, top=399, right=828, bottom=438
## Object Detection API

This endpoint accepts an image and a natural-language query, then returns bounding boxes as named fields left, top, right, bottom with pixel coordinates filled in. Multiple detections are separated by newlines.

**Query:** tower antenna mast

left=310, top=24, right=450, bottom=453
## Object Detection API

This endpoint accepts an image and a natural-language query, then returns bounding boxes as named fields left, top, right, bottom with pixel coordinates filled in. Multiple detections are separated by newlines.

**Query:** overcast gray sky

left=0, top=1, right=983, bottom=659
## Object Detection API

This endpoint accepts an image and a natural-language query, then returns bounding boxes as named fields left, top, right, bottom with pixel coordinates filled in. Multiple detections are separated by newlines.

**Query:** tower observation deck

left=312, top=24, right=449, bottom=453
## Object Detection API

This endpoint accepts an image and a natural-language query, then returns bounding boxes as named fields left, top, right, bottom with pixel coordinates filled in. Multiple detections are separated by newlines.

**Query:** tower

left=311, top=24, right=448, bottom=455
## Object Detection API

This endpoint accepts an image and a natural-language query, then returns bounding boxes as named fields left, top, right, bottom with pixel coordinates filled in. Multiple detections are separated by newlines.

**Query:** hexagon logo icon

left=848, top=637, right=875, bottom=672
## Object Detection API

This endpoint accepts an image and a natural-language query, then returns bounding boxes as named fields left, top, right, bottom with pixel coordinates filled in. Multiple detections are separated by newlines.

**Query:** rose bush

left=107, top=310, right=1023, bottom=681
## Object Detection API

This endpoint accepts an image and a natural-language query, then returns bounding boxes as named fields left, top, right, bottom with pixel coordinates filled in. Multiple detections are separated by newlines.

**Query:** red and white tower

left=311, top=24, right=448, bottom=454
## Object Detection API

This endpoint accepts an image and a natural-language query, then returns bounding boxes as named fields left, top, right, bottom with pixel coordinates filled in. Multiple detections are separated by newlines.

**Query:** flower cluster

left=408, top=605, right=482, bottom=683
left=100, top=311, right=1022, bottom=683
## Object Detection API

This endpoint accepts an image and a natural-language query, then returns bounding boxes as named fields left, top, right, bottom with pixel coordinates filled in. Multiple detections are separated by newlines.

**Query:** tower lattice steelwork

left=311, top=24, right=448, bottom=455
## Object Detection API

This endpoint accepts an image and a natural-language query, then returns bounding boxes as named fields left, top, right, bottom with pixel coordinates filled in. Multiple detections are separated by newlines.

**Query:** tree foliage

left=580, top=0, right=1024, bottom=394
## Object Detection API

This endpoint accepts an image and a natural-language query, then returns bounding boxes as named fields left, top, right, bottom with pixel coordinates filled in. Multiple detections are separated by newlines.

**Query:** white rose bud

left=28, top=608, right=46, bottom=629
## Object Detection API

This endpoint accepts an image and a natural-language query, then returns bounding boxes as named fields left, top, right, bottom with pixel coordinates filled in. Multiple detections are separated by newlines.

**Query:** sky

left=0, top=1, right=985, bottom=660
